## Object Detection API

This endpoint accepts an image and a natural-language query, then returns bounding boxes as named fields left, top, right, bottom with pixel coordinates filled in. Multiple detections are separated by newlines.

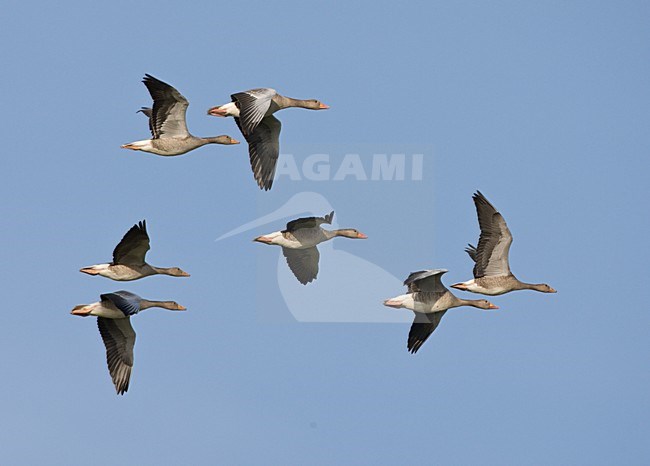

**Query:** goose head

left=472, top=299, right=499, bottom=310
left=160, top=301, right=187, bottom=311
left=534, top=283, right=557, bottom=293
left=207, top=135, right=240, bottom=145
left=141, top=300, right=187, bottom=311
left=333, top=229, right=368, bottom=239
left=303, top=99, right=330, bottom=110
left=162, top=267, right=191, bottom=278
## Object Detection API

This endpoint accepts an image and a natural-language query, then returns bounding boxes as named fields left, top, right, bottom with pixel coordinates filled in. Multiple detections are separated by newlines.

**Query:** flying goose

left=207, top=88, right=329, bottom=190
left=384, top=269, right=498, bottom=354
left=121, top=74, right=239, bottom=156
left=71, top=291, right=186, bottom=395
left=254, top=211, right=366, bottom=284
left=80, top=220, right=190, bottom=281
left=451, top=191, right=557, bottom=295
left=217, top=192, right=407, bottom=323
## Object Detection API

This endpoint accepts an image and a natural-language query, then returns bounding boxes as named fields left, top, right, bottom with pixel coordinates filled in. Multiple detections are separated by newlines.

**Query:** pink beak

left=383, top=299, right=402, bottom=308
left=207, top=106, right=227, bottom=117
left=70, top=306, right=92, bottom=316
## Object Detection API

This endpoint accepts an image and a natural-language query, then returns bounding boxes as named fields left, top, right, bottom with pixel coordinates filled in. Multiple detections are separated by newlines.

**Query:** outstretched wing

left=472, top=191, right=513, bottom=278
left=97, top=317, right=136, bottom=395
left=235, top=115, right=281, bottom=190
left=282, top=247, right=320, bottom=285
left=142, top=74, right=190, bottom=139
left=231, top=88, right=276, bottom=136
left=407, top=311, right=447, bottom=354
left=112, top=220, right=150, bottom=266
left=100, top=291, right=142, bottom=316
left=404, top=269, right=448, bottom=293
left=286, top=211, right=334, bottom=232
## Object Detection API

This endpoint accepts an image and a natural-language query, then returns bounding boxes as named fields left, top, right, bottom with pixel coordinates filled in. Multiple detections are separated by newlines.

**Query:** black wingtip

left=407, top=342, right=421, bottom=354
left=256, top=172, right=274, bottom=191
left=259, top=180, right=273, bottom=191
left=472, top=190, right=499, bottom=213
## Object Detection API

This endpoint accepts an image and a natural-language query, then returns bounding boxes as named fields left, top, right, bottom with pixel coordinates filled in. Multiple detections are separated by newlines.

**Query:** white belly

left=85, top=302, right=128, bottom=319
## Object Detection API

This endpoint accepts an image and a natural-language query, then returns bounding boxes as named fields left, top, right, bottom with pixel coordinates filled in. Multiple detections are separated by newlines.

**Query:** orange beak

left=356, top=232, right=368, bottom=239
left=319, top=103, right=330, bottom=109
left=231, top=139, right=240, bottom=145
left=488, top=303, right=499, bottom=310
left=254, top=236, right=273, bottom=244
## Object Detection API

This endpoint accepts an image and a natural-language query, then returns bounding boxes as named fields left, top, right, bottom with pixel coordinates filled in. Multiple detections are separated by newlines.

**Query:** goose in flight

left=121, top=74, right=239, bottom=156
left=80, top=220, right=190, bottom=281
left=385, top=269, right=498, bottom=354
left=254, top=211, right=366, bottom=284
left=217, top=192, right=405, bottom=323
left=71, top=291, right=186, bottom=394
left=207, top=88, right=329, bottom=190
left=451, top=191, right=557, bottom=295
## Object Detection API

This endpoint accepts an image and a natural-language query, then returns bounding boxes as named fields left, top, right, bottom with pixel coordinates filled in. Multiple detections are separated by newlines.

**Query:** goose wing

left=404, top=269, right=448, bottom=293
left=472, top=191, right=513, bottom=278
left=100, top=291, right=142, bottom=316
left=142, top=74, right=190, bottom=139
left=282, top=247, right=320, bottom=285
left=97, top=317, right=136, bottom=395
left=231, top=88, right=276, bottom=136
left=286, top=211, right=334, bottom=232
left=235, top=115, right=281, bottom=190
left=407, top=311, right=447, bottom=354
left=112, top=220, right=150, bottom=266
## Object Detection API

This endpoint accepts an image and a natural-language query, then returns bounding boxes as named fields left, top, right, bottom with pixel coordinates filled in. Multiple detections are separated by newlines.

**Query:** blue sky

left=2, top=1, right=649, bottom=464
